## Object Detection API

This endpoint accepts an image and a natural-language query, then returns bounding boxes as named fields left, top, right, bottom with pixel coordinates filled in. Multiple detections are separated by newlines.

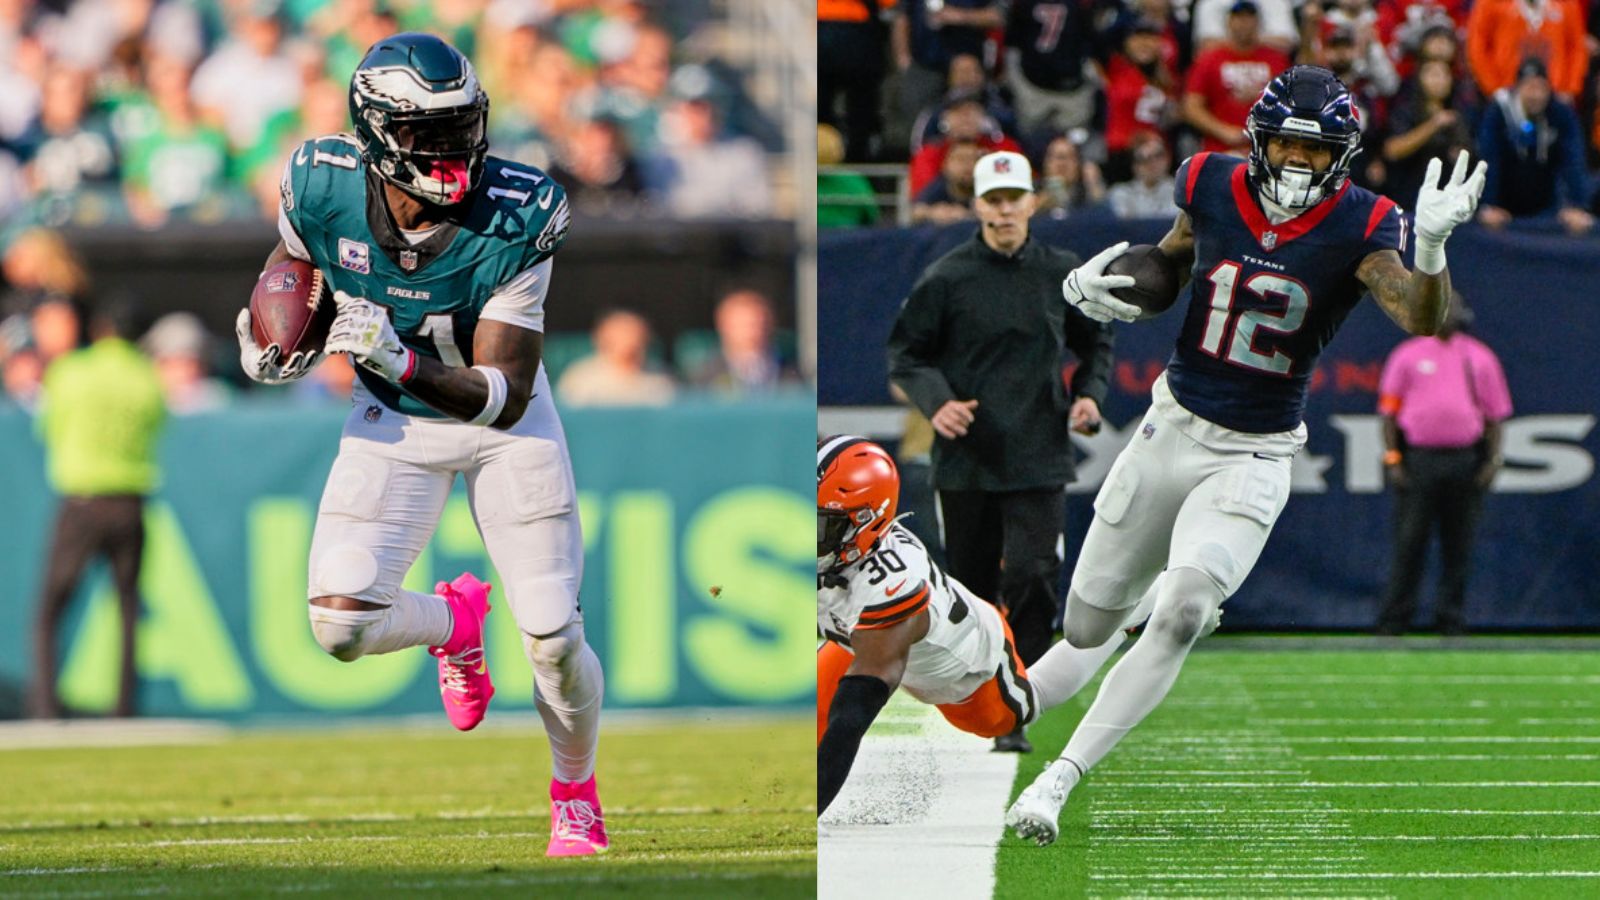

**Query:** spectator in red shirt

left=1103, top=17, right=1178, bottom=184
left=1182, top=1, right=1292, bottom=154
left=908, top=94, right=1025, bottom=196
left=1376, top=299, right=1512, bottom=636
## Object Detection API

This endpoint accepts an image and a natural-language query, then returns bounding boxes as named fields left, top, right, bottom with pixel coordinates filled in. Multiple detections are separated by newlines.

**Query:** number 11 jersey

left=1166, top=152, right=1406, bottom=434
left=278, top=134, right=571, bottom=417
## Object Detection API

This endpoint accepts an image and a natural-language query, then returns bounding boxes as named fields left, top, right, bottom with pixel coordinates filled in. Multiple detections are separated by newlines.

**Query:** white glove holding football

left=1412, top=151, right=1487, bottom=274
left=324, top=291, right=416, bottom=383
left=1063, top=241, right=1140, bottom=324
left=235, top=308, right=321, bottom=384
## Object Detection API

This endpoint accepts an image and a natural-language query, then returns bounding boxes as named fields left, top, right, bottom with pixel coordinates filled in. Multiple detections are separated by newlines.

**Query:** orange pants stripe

left=817, top=606, right=1035, bottom=744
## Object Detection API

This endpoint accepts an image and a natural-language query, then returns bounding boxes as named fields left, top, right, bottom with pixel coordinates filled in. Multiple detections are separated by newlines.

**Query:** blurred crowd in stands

left=819, top=0, right=1600, bottom=233
left=1, top=0, right=785, bottom=233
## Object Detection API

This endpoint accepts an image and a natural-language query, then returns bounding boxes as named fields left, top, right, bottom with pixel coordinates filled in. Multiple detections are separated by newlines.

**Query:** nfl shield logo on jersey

left=338, top=238, right=371, bottom=274
left=399, top=249, right=418, bottom=271
left=364, top=404, right=383, bottom=422
left=1262, top=231, right=1279, bottom=250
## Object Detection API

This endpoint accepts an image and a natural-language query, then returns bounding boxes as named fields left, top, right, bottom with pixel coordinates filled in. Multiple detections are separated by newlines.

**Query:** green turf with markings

left=0, top=715, right=813, bottom=898
left=996, top=641, right=1600, bottom=898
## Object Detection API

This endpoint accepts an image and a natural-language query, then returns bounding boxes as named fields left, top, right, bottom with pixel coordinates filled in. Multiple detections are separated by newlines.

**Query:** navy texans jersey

left=1165, top=152, right=1406, bottom=433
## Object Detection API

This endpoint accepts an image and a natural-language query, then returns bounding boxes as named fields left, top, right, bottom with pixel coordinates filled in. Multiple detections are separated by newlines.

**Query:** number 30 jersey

left=817, top=524, right=1016, bottom=706
left=1166, top=152, right=1406, bottom=434
left=278, top=134, right=571, bottom=417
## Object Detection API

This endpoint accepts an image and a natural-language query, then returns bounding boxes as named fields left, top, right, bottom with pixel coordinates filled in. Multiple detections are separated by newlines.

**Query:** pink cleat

left=547, top=775, right=609, bottom=857
left=429, top=572, right=495, bottom=731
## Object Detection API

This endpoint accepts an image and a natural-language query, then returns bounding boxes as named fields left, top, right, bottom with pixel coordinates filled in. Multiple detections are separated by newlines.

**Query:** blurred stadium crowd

left=2, top=0, right=786, bottom=229
left=819, top=0, right=1600, bottom=232
left=0, top=0, right=806, bottom=411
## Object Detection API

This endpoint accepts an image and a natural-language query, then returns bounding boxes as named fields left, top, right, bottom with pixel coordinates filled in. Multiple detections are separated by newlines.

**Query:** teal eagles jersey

left=279, top=133, right=570, bottom=417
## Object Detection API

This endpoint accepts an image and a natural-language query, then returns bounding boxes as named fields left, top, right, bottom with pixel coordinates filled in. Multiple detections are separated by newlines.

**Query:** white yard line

left=1093, top=870, right=1600, bottom=881
left=818, top=695, right=1017, bottom=900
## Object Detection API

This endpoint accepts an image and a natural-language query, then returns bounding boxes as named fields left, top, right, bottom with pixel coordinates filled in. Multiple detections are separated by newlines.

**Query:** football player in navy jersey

left=1005, top=66, right=1487, bottom=845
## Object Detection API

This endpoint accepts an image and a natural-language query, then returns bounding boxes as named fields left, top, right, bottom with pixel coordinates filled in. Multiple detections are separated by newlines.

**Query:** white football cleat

left=1006, top=759, right=1081, bottom=846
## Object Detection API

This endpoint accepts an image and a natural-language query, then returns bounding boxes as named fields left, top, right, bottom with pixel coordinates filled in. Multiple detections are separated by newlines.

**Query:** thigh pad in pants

left=1071, top=434, right=1186, bottom=612
left=471, top=437, right=582, bottom=636
left=308, top=451, right=450, bottom=603
left=1169, top=454, right=1291, bottom=598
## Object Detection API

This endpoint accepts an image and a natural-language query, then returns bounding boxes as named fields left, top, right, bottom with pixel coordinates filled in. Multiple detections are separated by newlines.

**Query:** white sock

left=308, top=589, right=452, bottom=658
left=526, top=632, right=605, bottom=783
left=1060, top=572, right=1218, bottom=774
left=1029, top=574, right=1164, bottom=711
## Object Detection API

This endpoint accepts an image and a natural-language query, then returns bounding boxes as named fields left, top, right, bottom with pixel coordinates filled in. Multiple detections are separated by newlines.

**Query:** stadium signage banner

left=0, top=400, right=814, bottom=717
left=820, top=218, right=1600, bottom=629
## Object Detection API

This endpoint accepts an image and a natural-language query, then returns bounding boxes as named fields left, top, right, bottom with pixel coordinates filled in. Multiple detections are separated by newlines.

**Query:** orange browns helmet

left=817, top=435, right=899, bottom=573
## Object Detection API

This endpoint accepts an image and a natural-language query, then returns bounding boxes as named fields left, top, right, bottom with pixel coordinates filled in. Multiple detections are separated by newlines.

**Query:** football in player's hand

left=250, top=259, right=334, bottom=355
left=1104, top=244, right=1180, bottom=320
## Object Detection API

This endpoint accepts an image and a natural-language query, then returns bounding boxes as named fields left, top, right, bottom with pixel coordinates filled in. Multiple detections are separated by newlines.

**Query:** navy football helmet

left=1245, top=66, right=1361, bottom=210
left=349, top=33, right=489, bottom=205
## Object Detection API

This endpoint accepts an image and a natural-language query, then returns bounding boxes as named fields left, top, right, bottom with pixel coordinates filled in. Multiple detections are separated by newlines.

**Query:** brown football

left=1105, top=243, right=1181, bottom=321
left=250, top=259, right=334, bottom=355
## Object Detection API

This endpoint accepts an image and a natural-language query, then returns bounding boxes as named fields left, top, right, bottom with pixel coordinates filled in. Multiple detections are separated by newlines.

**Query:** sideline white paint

left=819, top=696, right=1017, bottom=900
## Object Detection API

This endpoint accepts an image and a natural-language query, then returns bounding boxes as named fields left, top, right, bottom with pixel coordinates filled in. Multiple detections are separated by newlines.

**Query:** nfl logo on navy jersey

left=1262, top=231, right=1278, bottom=250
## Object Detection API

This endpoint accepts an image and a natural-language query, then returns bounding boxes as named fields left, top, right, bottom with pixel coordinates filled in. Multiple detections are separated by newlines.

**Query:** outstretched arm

left=818, top=611, right=929, bottom=815
left=1357, top=248, right=1448, bottom=336
left=1361, top=151, right=1487, bottom=336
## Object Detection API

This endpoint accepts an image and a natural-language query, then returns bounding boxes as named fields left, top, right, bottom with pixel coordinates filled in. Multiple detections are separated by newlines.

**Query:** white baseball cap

left=973, top=151, right=1034, bottom=198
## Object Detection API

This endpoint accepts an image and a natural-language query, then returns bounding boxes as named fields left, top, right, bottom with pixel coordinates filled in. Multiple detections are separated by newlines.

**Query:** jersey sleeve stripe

left=1365, top=197, right=1398, bottom=240
left=854, top=593, right=930, bottom=630
left=1184, top=152, right=1212, bottom=205
left=860, top=583, right=930, bottom=618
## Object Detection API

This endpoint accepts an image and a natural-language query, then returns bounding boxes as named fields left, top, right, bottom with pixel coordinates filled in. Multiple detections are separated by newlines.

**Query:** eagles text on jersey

left=280, top=133, right=572, bottom=417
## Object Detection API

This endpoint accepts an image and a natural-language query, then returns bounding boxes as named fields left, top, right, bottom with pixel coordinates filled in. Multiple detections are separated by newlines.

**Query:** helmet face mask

left=349, top=33, right=490, bottom=206
left=1246, top=66, right=1361, bottom=211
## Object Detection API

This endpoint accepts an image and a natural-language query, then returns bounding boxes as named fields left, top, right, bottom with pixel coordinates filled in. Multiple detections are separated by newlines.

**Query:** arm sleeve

left=886, top=274, right=959, bottom=417
left=818, top=674, right=893, bottom=815
left=277, top=154, right=312, bottom=261
left=1172, top=152, right=1209, bottom=212
left=1360, top=198, right=1405, bottom=257
left=1065, top=305, right=1115, bottom=406
left=480, top=258, right=553, bottom=332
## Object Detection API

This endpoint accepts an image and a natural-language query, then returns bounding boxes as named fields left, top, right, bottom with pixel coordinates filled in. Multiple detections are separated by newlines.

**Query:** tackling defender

left=1006, top=66, right=1486, bottom=844
left=817, top=436, right=1175, bottom=815
left=234, top=33, right=607, bottom=856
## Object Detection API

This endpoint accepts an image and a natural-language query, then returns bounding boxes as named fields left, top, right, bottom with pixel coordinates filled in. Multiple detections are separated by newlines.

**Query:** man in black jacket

left=887, top=149, right=1115, bottom=752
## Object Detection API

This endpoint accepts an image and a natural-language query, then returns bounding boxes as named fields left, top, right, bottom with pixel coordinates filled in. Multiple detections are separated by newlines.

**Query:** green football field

left=0, top=713, right=813, bottom=898
left=997, top=642, right=1600, bottom=898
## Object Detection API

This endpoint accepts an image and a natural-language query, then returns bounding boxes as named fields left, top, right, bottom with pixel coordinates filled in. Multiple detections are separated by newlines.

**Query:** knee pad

left=1148, top=567, right=1223, bottom=647
left=308, top=544, right=383, bottom=603
left=1062, top=590, right=1128, bottom=649
left=522, top=619, right=585, bottom=673
left=308, top=604, right=381, bottom=662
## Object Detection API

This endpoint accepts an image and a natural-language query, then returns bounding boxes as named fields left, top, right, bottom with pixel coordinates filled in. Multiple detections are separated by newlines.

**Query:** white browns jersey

left=818, top=523, right=1014, bottom=705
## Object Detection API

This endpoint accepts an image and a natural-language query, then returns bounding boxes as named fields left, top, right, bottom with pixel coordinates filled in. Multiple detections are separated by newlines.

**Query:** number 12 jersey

left=1165, top=151, right=1406, bottom=434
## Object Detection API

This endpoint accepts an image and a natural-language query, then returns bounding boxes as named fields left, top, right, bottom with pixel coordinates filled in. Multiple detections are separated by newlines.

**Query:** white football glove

left=324, top=290, right=416, bottom=383
left=235, top=308, right=321, bottom=384
left=1062, top=241, right=1140, bottom=323
left=1412, top=151, right=1487, bottom=274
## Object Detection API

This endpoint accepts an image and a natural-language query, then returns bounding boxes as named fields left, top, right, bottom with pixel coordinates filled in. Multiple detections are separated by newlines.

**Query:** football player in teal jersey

left=234, top=33, right=607, bottom=857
